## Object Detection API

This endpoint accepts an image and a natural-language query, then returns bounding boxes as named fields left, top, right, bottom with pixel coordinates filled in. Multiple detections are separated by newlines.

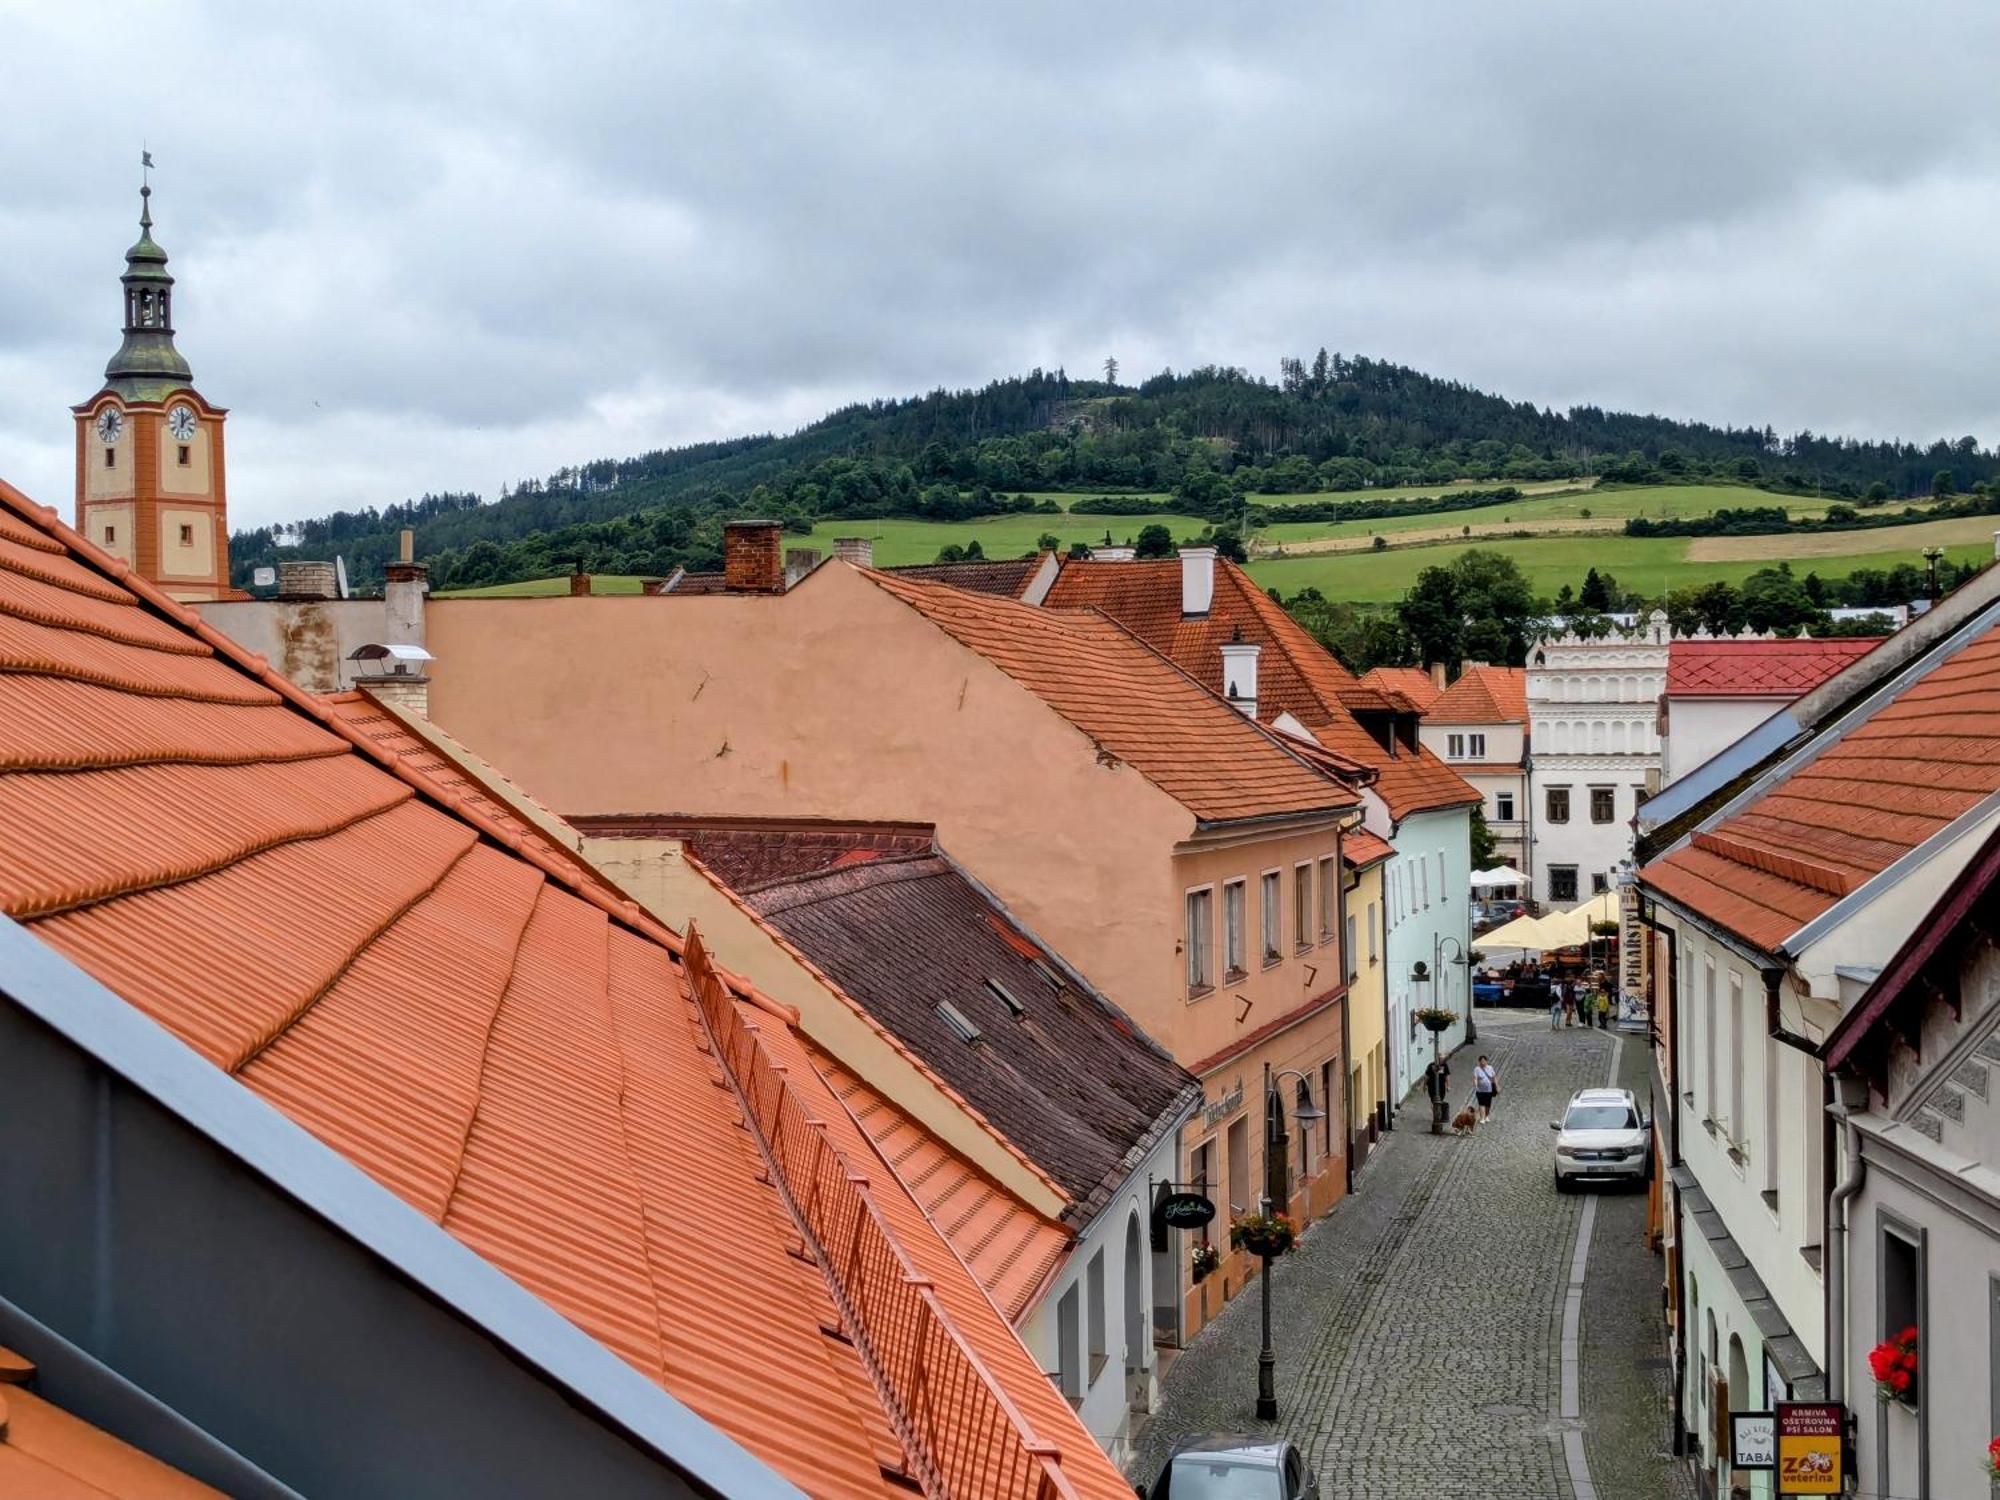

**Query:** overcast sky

left=7, top=3, right=2000, bottom=530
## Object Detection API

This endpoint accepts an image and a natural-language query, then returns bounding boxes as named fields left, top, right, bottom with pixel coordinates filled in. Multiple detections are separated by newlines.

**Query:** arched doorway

left=1123, top=1211, right=1147, bottom=1415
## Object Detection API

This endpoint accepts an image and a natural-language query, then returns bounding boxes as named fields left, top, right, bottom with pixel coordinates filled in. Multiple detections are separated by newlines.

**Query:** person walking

left=1472, top=1055, right=1499, bottom=1125
left=1549, top=987, right=1564, bottom=1031
left=1424, top=1053, right=1452, bottom=1133
left=1562, top=978, right=1576, bottom=1028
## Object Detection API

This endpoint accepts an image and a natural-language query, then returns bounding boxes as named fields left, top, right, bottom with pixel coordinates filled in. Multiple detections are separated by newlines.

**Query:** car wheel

left=1554, top=1167, right=1571, bottom=1194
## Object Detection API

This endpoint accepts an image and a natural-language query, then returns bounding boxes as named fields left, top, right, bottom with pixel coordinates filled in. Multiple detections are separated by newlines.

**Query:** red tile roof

left=0, top=1343, right=223, bottom=1498
left=1360, top=666, right=1444, bottom=712
left=886, top=557, right=1044, bottom=598
left=1426, top=665, right=1528, bottom=724
left=813, top=1048, right=1071, bottom=1323
left=1643, top=618, right=2000, bottom=953
left=0, top=480, right=1131, bottom=1500
left=870, top=571, right=1360, bottom=825
left=1344, top=828, right=1395, bottom=869
left=1042, top=559, right=1478, bottom=823
left=1666, top=636, right=1886, bottom=698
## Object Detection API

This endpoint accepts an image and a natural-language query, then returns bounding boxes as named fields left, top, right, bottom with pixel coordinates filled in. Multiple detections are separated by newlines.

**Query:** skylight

left=936, top=1000, right=982, bottom=1044
left=1028, top=959, right=1064, bottom=992
left=986, top=978, right=1027, bottom=1017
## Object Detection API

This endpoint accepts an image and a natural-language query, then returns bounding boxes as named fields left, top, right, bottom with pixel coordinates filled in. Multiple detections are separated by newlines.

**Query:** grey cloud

left=4, top=2, right=2000, bottom=530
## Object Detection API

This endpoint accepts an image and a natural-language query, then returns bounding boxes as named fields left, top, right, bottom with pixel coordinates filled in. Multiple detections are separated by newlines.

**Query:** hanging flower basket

left=1414, top=1006, right=1458, bottom=1033
left=1984, top=1435, right=2000, bottom=1482
left=1228, top=1212, right=1297, bottom=1259
left=1190, top=1243, right=1220, bottom=1284
left=1867, top=1326, right=1919, bottom=1404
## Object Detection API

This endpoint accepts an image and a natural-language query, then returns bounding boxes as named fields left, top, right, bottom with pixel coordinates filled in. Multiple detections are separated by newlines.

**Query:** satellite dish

left=251, top=566, right=276, bottom=588
left=334, top=555, right=350, bottom=599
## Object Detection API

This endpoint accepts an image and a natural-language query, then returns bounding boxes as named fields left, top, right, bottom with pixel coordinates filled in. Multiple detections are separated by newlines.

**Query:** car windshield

left=1168, top=1457, right=1284, bottom=1499
left=1565, top=1105, right=1639, bottom=1131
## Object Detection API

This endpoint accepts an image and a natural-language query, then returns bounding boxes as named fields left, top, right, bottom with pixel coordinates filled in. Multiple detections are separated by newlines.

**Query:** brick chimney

left=725, top=520, right=785, bottom=593
left=569, top=571, right=593, bottom=597
left=1220, top=632, right=1260, bottom=718
left=277, top=560, right=338, bottom=601
left=833, top=537, right=875, bottom=569
left=1180, top=545, right=1216, bottom=617
left=1429, top=662, right=1448, bottom=690
left=784, top=547, right=823, bottom=590
left=641, top=577, right=670, bottom=596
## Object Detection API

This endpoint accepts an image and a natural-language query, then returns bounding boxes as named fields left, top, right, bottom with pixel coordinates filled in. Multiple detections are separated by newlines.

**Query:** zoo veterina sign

left=1774, top=1402, right=1844, bottom=1495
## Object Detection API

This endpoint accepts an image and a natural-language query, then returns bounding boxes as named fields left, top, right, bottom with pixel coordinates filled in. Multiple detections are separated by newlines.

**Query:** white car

left=1551, top=1087, right=1649, bottom=1191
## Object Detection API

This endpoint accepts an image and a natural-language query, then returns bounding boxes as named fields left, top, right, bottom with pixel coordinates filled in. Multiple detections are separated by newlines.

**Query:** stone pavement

left=1129, top=1011, right=1698, bottom=1499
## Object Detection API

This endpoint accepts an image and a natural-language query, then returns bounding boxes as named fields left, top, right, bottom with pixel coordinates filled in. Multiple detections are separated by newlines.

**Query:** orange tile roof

left=870, top=570, right=1358, bottom=825
left=0, top=1344, right=222, bottom=1498
left=0, top=480, right=1132, bottom=1500
left=1042, top=559, right=1478, bottom=823
left=814, top=1048, right=1071, bottom=1323
left=1425, top=664, right=1528, bottom=724
left=1360, top=666, right=1444, bottom=712
left=1344, top=828, right=1395, bottom=869
left=1642, top=618, right=2000, bottom=953
left=886, top=557, right=1044, bottom=598
left=1666, top=636, right=1885, bottom=698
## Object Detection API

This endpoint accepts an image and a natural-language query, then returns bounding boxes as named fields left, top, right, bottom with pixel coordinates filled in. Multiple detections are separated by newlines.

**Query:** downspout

left=1824, top=1078, right=1869, bottom=1406
left=1341, top=983, right=1354, bottom=1197
left=1381, top=890, right=1395, bottom=1132
left=1762, top=967, right=1820, bottom=1058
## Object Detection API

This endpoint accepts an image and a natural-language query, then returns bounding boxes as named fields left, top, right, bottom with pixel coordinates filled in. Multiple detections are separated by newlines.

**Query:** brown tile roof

left=870, top=571, right=1359, bottom=825
left=1360, top=666, right=1444, bottom=712
left=1426, top=664, right=1528, bottom=724
left=1042, top=558, right=1479, bottom=822
left=885, top=556, right=1043, bottom=598
left=664, top=570, right=726, bottom=594
left=651, top=817, right=934, bottom=892
left=1344, top=828, right=1396, bottom=868
left=732, top=840, right=1197, bottom=1220
left=1642, top=617, right=2000, bottom=954
left=813, top=1048, right=1071, bottom=1323
left=1666, top=636, right=1886, bottom=698
left=0, top=481, right=1132, bottom=1500
left=0, top=1343, right=222, bottom=1498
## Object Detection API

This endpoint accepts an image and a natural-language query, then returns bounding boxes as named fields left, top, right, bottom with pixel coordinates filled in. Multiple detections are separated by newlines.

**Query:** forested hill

left=229, top=356, right=2000, bottom=591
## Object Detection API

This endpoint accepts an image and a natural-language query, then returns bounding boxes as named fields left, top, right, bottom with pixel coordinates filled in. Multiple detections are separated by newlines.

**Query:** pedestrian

left=1473, top=1054, right=1499, bottom=1124
left=1598, top=988, right=1613, bottom=1030
left=1424, top=1053, right=1452, bottom=1133
left=1562, top=979, right=1576, bottom=1028
left=1549, top=988, right=1563, bottom=1030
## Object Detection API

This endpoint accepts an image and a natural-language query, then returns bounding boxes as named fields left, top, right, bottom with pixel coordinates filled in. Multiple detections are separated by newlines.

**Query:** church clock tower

left=72, top=181, right=232, bottom=601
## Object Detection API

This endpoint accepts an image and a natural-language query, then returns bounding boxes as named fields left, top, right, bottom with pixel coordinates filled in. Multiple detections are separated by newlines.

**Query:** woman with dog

left=1473, top=1054, right=1498, bottom=1124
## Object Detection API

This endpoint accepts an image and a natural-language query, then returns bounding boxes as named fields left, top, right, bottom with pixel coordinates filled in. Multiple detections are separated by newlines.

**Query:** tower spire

left=104, top=159, right=191, bottom=397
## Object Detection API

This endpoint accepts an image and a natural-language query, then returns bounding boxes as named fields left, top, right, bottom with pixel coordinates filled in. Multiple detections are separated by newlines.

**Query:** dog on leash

left=1450, top=1106, right=1479, bottom=1136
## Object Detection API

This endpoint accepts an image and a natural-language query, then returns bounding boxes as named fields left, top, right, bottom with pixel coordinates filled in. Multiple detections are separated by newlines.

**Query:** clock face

left=94, top=407, right=124, bottom=444
left=169, top=404, right=197, bottom=441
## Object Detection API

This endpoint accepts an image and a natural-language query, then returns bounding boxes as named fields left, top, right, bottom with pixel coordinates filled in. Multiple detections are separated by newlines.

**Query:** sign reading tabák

left=1774, top=1402, right=1844, bottom=1495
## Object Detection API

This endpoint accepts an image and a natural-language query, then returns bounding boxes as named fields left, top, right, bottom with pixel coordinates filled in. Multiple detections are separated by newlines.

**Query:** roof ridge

left=742, top=849, right=946, bottom=906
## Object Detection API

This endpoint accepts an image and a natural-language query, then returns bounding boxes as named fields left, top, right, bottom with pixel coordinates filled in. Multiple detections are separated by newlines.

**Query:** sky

left=7, top=3, right=2000, bottom=530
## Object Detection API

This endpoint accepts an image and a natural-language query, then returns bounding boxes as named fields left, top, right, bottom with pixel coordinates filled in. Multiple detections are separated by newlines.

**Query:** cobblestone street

left=1131, top=1011, right=1697, bottom=1499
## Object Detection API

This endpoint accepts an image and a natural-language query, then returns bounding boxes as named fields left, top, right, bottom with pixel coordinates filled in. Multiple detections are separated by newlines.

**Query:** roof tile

left=1666, top=636, right=1885, bottom=697
left=1425, top=665, right=1528, bottom=724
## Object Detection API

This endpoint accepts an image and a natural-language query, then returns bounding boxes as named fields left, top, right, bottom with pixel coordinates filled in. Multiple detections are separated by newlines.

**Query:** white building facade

left=1381, top=803, right=1475, bottom=1101
left=1527, top=614, right=1671, bottom=909
left=1418, top=665, right=1529, bottom=880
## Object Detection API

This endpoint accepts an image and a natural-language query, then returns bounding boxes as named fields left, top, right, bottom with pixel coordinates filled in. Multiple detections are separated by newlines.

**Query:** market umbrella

left=1471, top=912, right=1560, bottom=952
left=1537, top=890, right=1623, bottom=949
left=1469, top=865, right=1530, bottom=889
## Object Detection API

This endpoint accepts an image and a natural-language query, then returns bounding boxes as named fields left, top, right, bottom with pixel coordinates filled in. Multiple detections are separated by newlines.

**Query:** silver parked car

left=1149, top=1436, right=1320, bottom=1499
left=1551, top=1087, right=1649, bottom=1191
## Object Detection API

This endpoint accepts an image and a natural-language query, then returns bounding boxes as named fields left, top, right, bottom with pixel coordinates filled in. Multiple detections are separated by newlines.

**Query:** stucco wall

left=1345, top=862, right=1388, bottom=1140
left=1661, top=697, right=1784, bottom=787
left=1383, top=807, right=1473, bottom=1101
left=197, top=597, right=399, bottom=695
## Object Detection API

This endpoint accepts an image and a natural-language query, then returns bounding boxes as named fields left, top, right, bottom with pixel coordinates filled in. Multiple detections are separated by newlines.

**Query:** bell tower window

left=104, top=446, right=116, bottom=468
left=177, top=444, right=190, bottom=466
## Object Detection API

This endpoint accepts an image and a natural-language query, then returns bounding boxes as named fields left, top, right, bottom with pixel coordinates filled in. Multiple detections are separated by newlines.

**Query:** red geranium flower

left=1889, top=1369, right=1911, bottom=1392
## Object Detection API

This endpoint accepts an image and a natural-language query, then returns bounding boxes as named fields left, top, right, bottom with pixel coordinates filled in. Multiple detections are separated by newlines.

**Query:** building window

left=1763, top=1025, right=1780, bottom=1206
left=178, top=523, right=194, bottom=546
left=1436, top=850, right=1447, bottom=904
left=1590, top=786, right=1616, bottom=823
left=102, top=525, right=116, bottom=544
left=1190, top=1139, right=1216, bottom=1246
left=177, top=443, right=191, bottom=466
left=1633, top=784, right=1651, bottom=809
left=1546, top=786, right=1571, bottom=824
left=1185, top=888, right=1214, bottom=993
left=1468, top=732, right=1486, bottom=758
left=1548, top=865, right=1578, bottom=903
left=1447, top=733, right=1464, bottom=758
left=1728, top=972, right=1745, bottom=1142
left=1318, top=856, right=1335, bottom=941
left=1495, top=791, right=1515, bottom=822
left=1879, top=1218, right=1924, bottom=1410
left=1086, top=1250, right=1107, bottom=1385
left=1227, top=1116, right=1251, bottom=1215
left=1591, top=872, right=1609, bottom=895
left=1222, top=880, right=1246, bottom=979
left=1419, top=859, right=1429, bottom=909
left=103, top=446, right=116, bottom=468
left=1321, top=1062, right=1337, bottom=1165
left=1703, top=960, right=1717, bottom=1122
left=1261, top=871, right=1282, bottom=964
left=1057, top=1286, right=1083, bottom=1405
left=1345, top=913, right=1358, bottom=982
left=1366, top=901, right=1378, bottom=960
left=1294, top=864, right=1312, bottom=952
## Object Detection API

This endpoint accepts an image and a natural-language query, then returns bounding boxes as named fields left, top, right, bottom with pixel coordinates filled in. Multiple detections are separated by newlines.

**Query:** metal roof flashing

left=0, top=913, right=800, bottom=1500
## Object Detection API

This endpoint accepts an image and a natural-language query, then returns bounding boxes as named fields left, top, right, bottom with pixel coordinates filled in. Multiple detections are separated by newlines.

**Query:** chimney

left=724, top=520, right=784, bottom=593
left=641, top=576, right=671, bottom=597
left=398, top=528, right=415, bottom=565
left=1429, top=662, right=1447, bottom=690
left=833, top=537, right=875, bottom=569
left=784, top=547, right=823, bottom=590
left=1220, top=632, right=1260, bottom=718
left=569, top=571, right=593, bottom=597
left=1180, top=545, right=1216, bottom=617
left=383, top=556, right=429, bottom=656
left=277, top=560, right=338, bottom=601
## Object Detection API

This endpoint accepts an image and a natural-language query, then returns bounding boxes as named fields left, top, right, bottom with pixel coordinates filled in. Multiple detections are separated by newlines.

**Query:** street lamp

left=1438, top=934, right=1473, bottom=1044
left=1256, top=1064, right=1326, bottom=1421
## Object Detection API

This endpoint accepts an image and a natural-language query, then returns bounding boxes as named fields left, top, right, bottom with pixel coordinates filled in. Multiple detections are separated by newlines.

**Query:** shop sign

left=1202, top=1079, right=1244, bottom=1127
left=1730, top=1411, right=1775, bottom=1470
left=1775, top=1402, right=1844, bottom=1495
